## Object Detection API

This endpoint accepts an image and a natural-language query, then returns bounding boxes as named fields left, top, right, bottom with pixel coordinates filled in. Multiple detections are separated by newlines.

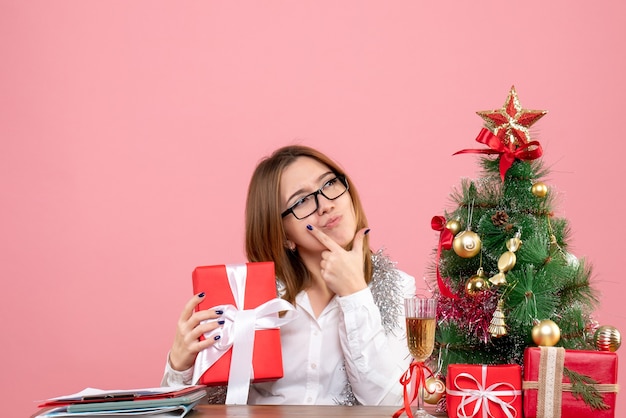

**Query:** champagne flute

left=404, top=296, right=437, bottom=418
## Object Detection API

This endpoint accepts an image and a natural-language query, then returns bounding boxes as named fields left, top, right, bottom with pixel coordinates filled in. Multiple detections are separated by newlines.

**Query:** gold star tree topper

left=476, top=86, right=547, bottom=148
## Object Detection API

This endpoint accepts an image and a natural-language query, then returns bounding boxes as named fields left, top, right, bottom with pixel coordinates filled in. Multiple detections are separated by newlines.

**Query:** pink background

left=2, top=2, right=624, bottom=416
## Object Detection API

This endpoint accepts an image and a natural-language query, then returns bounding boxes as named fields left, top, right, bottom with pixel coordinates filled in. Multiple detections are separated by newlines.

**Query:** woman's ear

left=284, top=240, right=296, bottom=251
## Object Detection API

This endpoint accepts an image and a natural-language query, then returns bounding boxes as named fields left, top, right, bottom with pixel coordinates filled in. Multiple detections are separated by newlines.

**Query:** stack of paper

left=35, top=385, right=207, bottom=417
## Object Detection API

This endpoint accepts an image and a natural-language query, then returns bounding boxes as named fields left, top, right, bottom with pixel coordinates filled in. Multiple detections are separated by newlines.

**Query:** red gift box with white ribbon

left=446, top=364, right=522, bottom=418
left=191, top=262, right=297, bottom=404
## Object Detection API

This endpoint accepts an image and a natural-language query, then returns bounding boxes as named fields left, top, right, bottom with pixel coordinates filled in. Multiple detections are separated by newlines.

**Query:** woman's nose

left=316, top=193, right=334, bottom=215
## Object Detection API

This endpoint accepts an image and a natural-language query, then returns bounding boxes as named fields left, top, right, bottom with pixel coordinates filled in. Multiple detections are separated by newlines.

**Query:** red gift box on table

left=446, top=364, right=522, bottom=418
left=191, top=262, right=296, bottom=404
left=523, top=347, right=619, bottom=418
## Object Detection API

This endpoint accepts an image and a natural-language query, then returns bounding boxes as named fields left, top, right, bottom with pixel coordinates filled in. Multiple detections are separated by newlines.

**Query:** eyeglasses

left=281, top=176, right=349, bottom=220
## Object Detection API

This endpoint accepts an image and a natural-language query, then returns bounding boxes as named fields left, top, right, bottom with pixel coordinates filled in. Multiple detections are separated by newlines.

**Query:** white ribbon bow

left=446, top=365, right=521, bottom=418
left=191, top=264, right=297, bottom=404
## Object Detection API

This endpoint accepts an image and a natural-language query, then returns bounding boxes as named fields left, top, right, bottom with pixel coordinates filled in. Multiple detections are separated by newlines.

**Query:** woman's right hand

left=168, top=292, right=223, bottom=371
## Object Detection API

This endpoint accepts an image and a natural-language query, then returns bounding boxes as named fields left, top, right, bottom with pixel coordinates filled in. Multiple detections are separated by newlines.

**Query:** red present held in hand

left=191, top=262, right=296, bottom=404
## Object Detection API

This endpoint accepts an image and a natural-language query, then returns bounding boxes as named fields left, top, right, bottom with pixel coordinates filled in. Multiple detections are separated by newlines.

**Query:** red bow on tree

left=431, top=216, right=458, bottom=300
left=454, top=128, right=543, bottom=181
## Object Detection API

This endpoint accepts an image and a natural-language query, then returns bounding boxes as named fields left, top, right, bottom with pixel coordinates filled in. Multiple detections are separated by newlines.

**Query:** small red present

left=191, top=262, right=296, bottom=404
left=523, top=347, right=619, bottom=418
left=446, top=364, right=522, bottom=418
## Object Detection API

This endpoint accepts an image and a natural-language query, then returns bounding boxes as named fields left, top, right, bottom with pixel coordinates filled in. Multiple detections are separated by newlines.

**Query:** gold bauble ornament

left=452, top=230, right=482, bottom=258
left=445, top=219, right=462, bottom=236
left=420, top=376, right=446, bottom=405
left=465, top=268, right=489, bottom=296
left=532, top=319, right=561, bottom=346
left=531, top=182, right=548, bottom=198
left=595, top=325, right=621, bottom=352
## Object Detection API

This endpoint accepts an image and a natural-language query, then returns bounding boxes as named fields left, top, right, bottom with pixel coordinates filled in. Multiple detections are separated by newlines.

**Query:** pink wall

left=2, top=2, right=624, bottom=416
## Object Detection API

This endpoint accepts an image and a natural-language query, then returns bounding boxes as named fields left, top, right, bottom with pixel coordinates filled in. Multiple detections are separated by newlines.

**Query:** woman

left=162, top=145, right=415, bottom=405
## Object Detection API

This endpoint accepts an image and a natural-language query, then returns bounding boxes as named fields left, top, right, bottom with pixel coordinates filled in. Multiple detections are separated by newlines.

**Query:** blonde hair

left=245, top=145, right=372, bottom=305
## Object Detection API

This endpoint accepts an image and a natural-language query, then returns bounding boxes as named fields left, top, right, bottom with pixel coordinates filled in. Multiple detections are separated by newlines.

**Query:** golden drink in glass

left=404, top=297, right=437, bottom=418
left=406, top=317, right=436, bottom=362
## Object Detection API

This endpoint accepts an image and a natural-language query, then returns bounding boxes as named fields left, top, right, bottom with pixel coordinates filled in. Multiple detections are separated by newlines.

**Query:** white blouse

left=162, top=269, right=415, bottom=406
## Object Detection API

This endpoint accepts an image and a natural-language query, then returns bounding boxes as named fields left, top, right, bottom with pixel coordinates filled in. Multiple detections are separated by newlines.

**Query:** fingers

left=178, top=292, right=207, bottom=323
left=185, top=312, right=224, bottom=342
left=177, top=294, right=219, bottom=336
left=306, top=224, right=343, bottom=251
left=351, top=227, right=370, bottom=256
left=306, top=224, right=370, bottom=254
left=169, top=299, right=225, bottom=371
left=311, top=226, right=370, bottom=297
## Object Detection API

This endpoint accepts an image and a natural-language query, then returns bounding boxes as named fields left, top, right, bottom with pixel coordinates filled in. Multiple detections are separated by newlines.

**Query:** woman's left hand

left=307, top=226, right=369, bottom=296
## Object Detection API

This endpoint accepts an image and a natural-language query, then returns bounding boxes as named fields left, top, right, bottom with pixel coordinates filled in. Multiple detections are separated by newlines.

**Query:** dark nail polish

left=198, top=292, right=205, bottom=298
left=306, top=224, right=313, bottom=231
left=214, top=335, right=221, bottom=341
left=364, top=228, right=371, bottom=235
left=215, top=310, right=223, bottom=315
left=217, top=320, right=225, bottom=325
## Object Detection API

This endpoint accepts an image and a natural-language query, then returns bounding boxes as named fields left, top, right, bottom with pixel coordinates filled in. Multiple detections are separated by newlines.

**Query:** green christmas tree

left=429, top=86, right=599, bottom=375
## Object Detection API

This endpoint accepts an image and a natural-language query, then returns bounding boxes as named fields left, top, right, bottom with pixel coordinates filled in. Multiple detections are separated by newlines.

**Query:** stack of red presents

left=445, top=347, right=619, bottom=417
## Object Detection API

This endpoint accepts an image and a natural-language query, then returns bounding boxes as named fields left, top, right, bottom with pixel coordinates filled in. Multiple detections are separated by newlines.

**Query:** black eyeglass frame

left=281, top=176, right=349, bottom=220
